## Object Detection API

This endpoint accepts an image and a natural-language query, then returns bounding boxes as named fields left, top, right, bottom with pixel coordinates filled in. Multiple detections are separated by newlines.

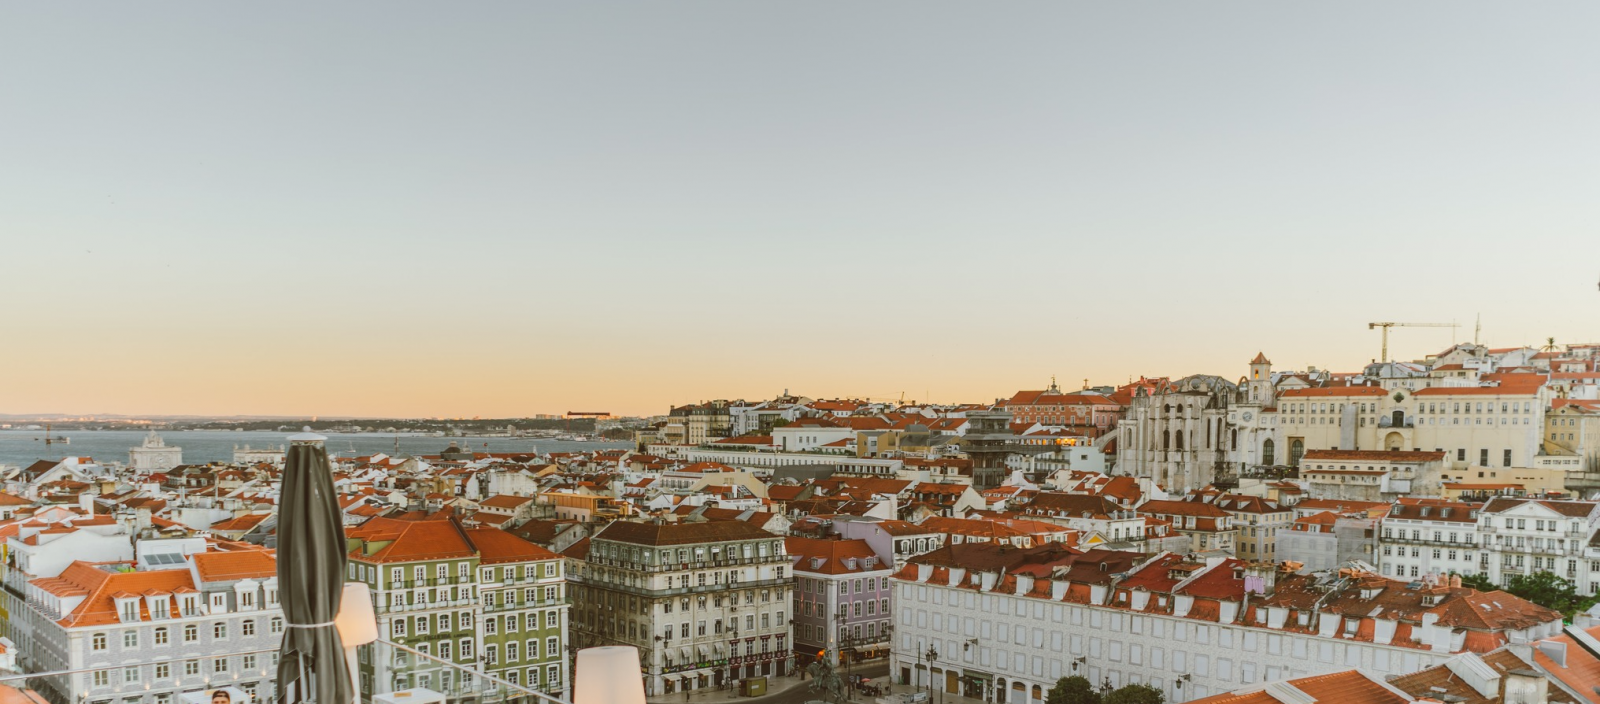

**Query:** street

left=655, top=661, right=892, bottom=704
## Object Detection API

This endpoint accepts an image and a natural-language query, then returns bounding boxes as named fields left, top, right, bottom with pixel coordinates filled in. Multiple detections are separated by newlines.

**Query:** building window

left=123, top=631, right=138, bottom=648
left=93, top=633, right=107, bottom=651
left=184, top=625, right=198, bottom=643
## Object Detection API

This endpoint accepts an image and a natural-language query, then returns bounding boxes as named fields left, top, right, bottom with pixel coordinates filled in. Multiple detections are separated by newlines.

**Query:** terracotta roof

left=594, top=520, right=774, bottom=547
left=785, top=537, right=889, bottom=575
left=1294, top=499, right=1389, bottom=513
left=347, top=516, right=476, bottom=563
left=1533, top=624, right=1600, bottom=700
left=477, top=495, right=537, bottom=510
left=1481, top=496, right=1597, bottom=518
left=1139, top=499, right=1231, bottom=518
left=1413, top=384, right=1543, bottom=396
left=1279, top=387, right=1388, bottom=398
left=1389, top=649, right=1534, bottom=704
left=207, top=513, right=269, bottom=532
left=1188, top=670, right=1410, bottom=704
left=1023, top=493, right=1125, bottom=519
left=193, top=550, right=277, bottom=582
left=1302, top=449, right=1446, bottom=463
left=33, top=562, right=194, bottom=627
left=464, top=527, right=559, bottom=564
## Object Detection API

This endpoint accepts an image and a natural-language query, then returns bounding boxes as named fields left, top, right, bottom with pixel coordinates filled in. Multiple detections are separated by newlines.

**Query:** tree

left=1449, top=572, right=1496, bottom=592
left=1103, top=684, right=1164, bottom=704
left=1045, top=676, right=1100, bottom=704
left=1502, top=570, right=1598, bottom=618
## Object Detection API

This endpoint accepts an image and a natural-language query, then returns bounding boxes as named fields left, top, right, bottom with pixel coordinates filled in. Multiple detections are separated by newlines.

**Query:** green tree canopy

left=1103, top=684, right=1164, bottom=704
left=1451, top=570, right=1597, bottom=619
left=1046, top=676, right=1101, bottom=704
left=1450, top=572, right=1496, bottom=592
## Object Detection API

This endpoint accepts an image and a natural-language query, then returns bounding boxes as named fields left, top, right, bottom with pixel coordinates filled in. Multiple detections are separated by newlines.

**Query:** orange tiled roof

left=33, top=562, right=194, bottom=627
left=193, top=550, right=277, bottom=582
left=465, top=526, right=559, bottom=564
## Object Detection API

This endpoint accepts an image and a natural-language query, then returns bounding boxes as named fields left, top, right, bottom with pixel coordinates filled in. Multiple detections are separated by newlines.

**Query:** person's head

left=211, top=690, right=231, bottom=704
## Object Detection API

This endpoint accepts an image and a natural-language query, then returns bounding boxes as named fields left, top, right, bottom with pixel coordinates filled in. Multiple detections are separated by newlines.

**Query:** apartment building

left=1545, top=400, right=1600, bottom=472
left=345, top=514, right=569, bottom=699
left=472, top=527, right=569, bottom=696
left=1210, top=495, right=1292, bottom=562
left=1015, top=493, right=1146, bottom=546
left=1478, top=497, right=1600, bottom=590
left=1276, top=382, right=1548, bottom=470
left=892, top=543, right=1562, bottom=704
left=1375, top=497, right=1600, bottom=594
left=25, top=540, right=284, bottom=704
left=1375, top=499, right=1483, bottom=580
left=788, top=536, right=894, bottom=667
left=569, top=521, right=792, bottom=696
left=1137, top=500, right=1238, bottom=553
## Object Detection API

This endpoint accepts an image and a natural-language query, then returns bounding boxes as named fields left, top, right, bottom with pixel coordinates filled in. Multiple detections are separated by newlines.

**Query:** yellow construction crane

left=1368, top=321, right=1459, bottom=363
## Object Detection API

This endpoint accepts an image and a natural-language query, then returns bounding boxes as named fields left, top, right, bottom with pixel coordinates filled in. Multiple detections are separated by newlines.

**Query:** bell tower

left=1248, top=352, right=1274, bottom=405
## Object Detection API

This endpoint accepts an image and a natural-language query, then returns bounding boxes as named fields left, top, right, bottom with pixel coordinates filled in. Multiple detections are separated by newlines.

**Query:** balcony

left=0, top=639, right=569, bottom=704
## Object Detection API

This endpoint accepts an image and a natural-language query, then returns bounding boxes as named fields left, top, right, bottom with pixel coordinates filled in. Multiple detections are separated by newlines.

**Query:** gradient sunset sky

left=3, top=3, right=1598, bottom=418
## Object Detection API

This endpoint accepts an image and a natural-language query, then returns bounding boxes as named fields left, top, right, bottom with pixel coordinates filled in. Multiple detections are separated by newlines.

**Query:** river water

left=0, top=430, right=631, bottom=468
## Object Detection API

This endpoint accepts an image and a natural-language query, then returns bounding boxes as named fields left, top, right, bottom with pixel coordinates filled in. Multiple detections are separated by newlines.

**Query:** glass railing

left=360, top=639, right=568, bottom=704
left=0, top=641, right=568, bottom=704
left=0, top=646, right=282, bottom=704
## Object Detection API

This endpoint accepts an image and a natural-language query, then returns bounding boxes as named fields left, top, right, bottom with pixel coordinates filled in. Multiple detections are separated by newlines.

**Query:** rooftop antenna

left=1474, top=314, right=1481, bottom=346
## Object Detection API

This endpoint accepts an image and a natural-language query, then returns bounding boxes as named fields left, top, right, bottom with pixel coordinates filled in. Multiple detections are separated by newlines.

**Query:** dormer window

left=117, top=597, right=141, bottom=623
left=210, top=593, right=227, bottom=613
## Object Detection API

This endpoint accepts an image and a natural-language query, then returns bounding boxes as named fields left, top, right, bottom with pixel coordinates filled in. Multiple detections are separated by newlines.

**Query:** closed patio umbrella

left=276, top=432, right=353, bottom=704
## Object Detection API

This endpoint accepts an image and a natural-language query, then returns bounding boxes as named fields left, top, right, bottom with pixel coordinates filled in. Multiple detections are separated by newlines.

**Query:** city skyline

left=4, top=2, right=1598, bottom=417
left=0, top=332, right=1570, bottom=419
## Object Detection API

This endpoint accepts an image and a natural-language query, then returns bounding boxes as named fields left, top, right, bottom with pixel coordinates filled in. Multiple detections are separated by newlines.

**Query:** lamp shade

left=575, top=646, right=645, bottom=704
left=334, top=582, right=379, bottom=647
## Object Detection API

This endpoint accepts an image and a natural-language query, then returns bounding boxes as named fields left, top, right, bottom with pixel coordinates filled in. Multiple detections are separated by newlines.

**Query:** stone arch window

left=1262, top=438, right=1275, bottom=465
left=1289, top=439, right=1305, bottom=467
left=1163, top=431, right=1171, bottom=451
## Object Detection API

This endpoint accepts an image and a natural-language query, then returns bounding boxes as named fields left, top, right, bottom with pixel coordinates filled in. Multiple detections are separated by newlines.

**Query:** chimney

left=80, top=492, right=95, bottom=516
left=1450, top=574, right=1462, bottom=589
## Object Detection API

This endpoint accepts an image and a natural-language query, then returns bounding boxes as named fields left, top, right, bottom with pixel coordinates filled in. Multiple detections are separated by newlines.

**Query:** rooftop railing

left=0, top=639, right=573, bottom=704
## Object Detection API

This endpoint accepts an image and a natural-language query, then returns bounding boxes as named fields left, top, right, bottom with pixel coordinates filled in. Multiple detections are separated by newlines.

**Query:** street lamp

left=925, top=646, right=939, bottom=704
left=835, top=609, right=852, bottom=701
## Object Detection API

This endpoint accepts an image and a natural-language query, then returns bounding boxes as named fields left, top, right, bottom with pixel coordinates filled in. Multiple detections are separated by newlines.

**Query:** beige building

left=1274, top=381, right=1549, bottom=471
left=1136, top=499, right=1237, bottom=553
left=1210, top=494, right=1292, bottom=562
left=1299, top=449, right=1447, bottom=501
left=568, top=521, right=792, bottom=696
left=1545, top=400, right=1600, bottom=474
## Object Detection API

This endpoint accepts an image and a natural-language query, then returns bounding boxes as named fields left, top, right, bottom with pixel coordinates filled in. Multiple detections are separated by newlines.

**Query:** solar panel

left=144, top=552, right=186, bottom=565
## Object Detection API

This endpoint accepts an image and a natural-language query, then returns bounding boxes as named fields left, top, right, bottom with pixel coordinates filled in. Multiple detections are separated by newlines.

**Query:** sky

left=2, top=2, right=1598, bottom=418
